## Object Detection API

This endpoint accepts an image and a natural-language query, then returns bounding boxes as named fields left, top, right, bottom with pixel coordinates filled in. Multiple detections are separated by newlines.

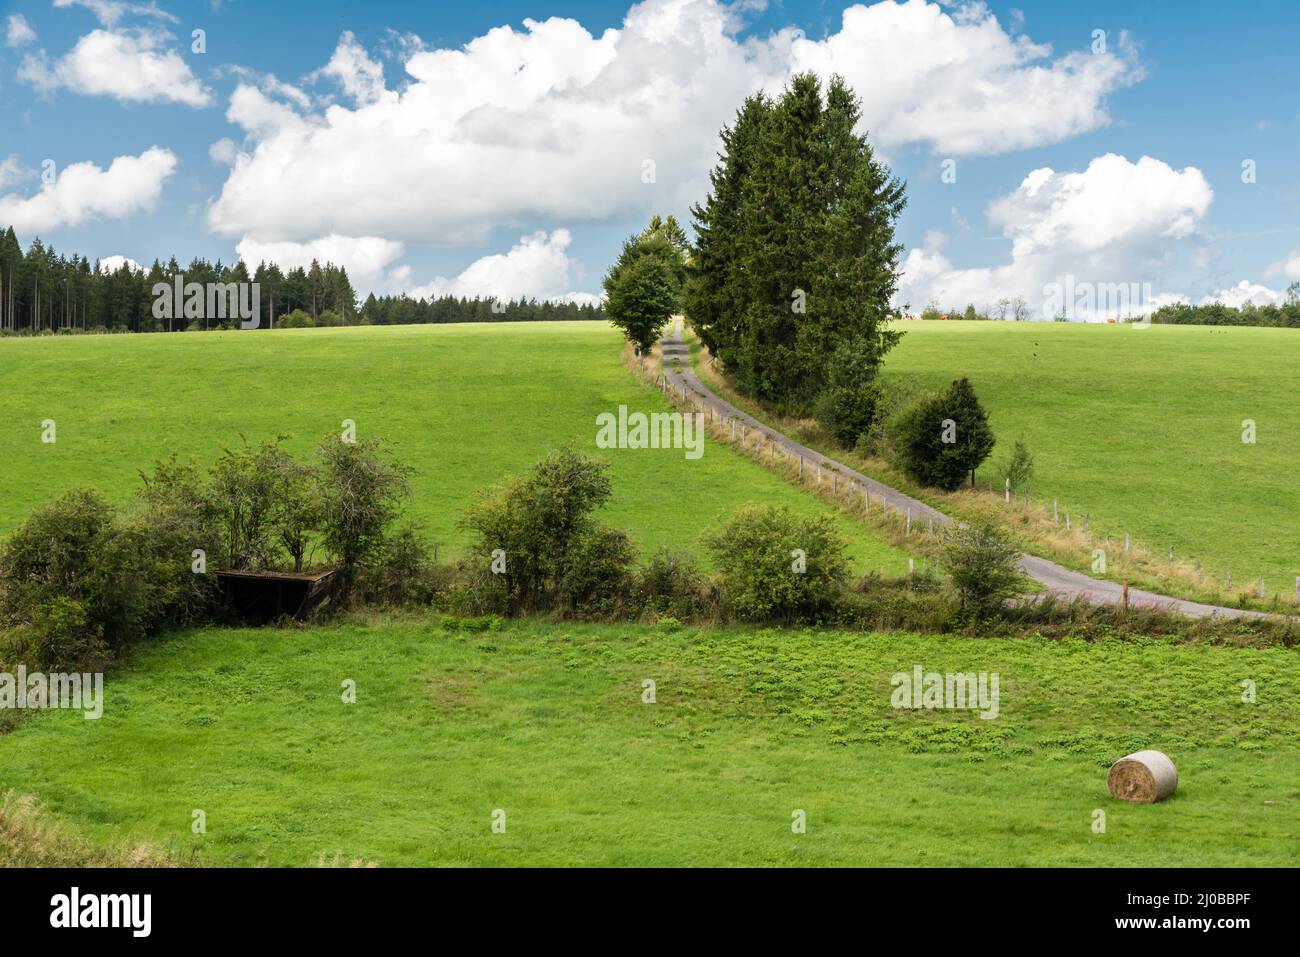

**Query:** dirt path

left=659, top=326, right=1276, bottom=621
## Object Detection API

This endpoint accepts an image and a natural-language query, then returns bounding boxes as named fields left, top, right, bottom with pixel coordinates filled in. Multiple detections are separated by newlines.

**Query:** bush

left=0, top=489, right=215, bottom=668
left=354, top=525, right=442, bottom=607
left=942, top=521, right=1024, bottom=621
left=558, top=526, right=637, bottom=617
left=460, top=446, right=617, bottom=614
left=706, top=504, right=848, bottom=623
left=635, top=547, right=706, bottom=620
left=316, top=435, right=412, bottom=597
left=996, top=436, right=1034, bottom=493
left=890, top=377, right=995, bottom=491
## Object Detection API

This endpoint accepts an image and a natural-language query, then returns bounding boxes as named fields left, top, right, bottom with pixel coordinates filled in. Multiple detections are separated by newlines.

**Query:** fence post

left=1004, top=478, right=1010, bottom=503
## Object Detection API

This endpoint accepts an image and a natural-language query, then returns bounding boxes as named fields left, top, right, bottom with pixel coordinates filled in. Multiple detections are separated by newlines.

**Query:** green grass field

left=0, top=617, right=1293, bottom=866
left=883, top=321, right=1300, bottom=589
left=0, top=323, right=906, bottom=573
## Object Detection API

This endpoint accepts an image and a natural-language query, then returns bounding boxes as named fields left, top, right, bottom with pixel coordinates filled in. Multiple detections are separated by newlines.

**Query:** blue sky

left=2, top=0, right=1298, bottom=317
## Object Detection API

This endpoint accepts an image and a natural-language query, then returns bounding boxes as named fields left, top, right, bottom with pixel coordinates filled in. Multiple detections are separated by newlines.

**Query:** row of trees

left=0, top=225, right=360, bottom=333
left=1146, top=289, right=1300, bottom=328
left=357, top=293, right=603, bottom=326
left=0, top=225, right=609, bottom=334
left=685, top=72, right=907, bottom=447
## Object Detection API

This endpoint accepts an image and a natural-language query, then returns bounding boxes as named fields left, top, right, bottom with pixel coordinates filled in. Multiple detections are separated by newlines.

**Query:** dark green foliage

left=705, top=504, right=848, bottom=622
left=0, top=220, right=599, bottom=334
left=635, top=547, right=706, bottom=621
left=557, top=525, right=637, bottom=617
left=603, top=233, right=679, bottom=354
left=892, top=377, right=995, bottom=491
left=0, top=489, right=217, bottom=667
left=355, top=525, right=445, bottom=607
left=686, top=73, right=905, bottom=433
left=1147, top=287, right=1300, bottom=328
left=460, top=446, right=617, bottom=614
left=942, top=522, right=1025, bottom=620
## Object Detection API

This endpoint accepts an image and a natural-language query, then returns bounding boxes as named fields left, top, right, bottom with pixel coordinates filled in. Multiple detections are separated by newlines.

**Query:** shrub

left=996, top=436, right=1034, bottom=493
left=635, top=547, right=706, bottom=620
left=891, top=378, right=995, bottom=491
left=706, top=504, right=848, bottom=623
left=354, top=525, right=442, bottom=607
left=316, top=435, right=412, bottom=597
left=207, top=440, right=282, bottom=570
left=460, top=446, right=615, bottom=614
left=557, top=525, right=637, bottom=617
left=942, top=521, right=1024, bottom=621
left=0, top=489, right=215, bottom=667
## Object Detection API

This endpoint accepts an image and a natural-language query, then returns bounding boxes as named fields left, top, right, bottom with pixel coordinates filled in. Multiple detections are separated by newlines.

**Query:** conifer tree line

left=684, top=72, right=907, bottom=448
left=0, top=224, right=602, bottom=334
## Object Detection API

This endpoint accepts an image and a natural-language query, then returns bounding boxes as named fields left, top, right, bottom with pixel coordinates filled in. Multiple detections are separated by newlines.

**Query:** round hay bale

left=1108, top=750, right=1178, bottom=803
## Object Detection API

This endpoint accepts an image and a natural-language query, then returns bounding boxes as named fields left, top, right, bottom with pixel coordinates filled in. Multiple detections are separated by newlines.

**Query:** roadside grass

left=0, top=616, right=1294, bottom=867
left=682, top=321, right=1300, bottom=611
left=0, top=322, right=908, bottom=574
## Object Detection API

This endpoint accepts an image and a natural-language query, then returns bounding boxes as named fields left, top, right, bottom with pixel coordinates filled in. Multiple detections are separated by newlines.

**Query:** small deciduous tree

left=316, top=436, right=412, bottom=594
left=942, top=521, right=1023, bottom=620
left=603, top=231, right=679, bottom=355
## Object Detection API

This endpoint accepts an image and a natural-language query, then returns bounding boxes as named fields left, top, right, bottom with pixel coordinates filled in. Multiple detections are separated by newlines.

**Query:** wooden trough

left=215, top=570, right=337, bottom=624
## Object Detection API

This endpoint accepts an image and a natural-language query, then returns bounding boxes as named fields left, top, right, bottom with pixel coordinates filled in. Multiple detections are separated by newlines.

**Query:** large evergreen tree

left=686, top=73, right=906, bottom=442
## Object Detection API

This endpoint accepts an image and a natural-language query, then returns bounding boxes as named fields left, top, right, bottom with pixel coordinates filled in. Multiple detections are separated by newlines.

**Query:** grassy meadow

left=0, top=617, right=1294, bottom=867
left=884, top=321, right=1300, bottom=590
left=0, top=322, right=907, bottom=574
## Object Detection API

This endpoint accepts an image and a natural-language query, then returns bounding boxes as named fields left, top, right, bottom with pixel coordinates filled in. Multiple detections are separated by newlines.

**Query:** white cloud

left=19, top=28, right=212, bottom=107
left=1264, top=247, right=1300, bottom=281
left=779, top=0, right=1141, bottom=155
left=6, top=14, right=37, bottom=47
left=896, top=154, right=1214, bottom=320
left=207, top=0, right=1141, bottom=246
left=308, top=30, right=386, bottom=105
left=208, top=138, right=238, bottom=165
left=0, top=146, right=177, bottom=233
left=0, top=155, right=30, bottom=189
left=1199, top=281, right=1283, bottom=308
left=97, top=254, right=142, bottom=273
left=233, top=234, right=407, bottom=293
left=408, top=229, right=600, bottom=304
left=52, top=0, right=177, bottom=28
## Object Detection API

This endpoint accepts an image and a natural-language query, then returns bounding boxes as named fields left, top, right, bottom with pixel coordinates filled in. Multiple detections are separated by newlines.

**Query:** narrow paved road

left=659, top=327, right=1277, bottom=621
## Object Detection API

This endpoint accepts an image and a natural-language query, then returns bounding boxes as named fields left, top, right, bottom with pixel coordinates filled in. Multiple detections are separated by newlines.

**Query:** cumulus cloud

left=233, top=234, right=407, bottom=293
left=778, top=0, right=1141, bottom=155
left=1199, top=281, right=1284, bottom=308
left=408, top=229, right=600, bottom=304
left=308, top=30, right=386, bottom=105
left=6, top=14, right=37, bottom=47
left=896, top=154, right=1214, bottom=320
left=19, top=28, right=212, bottom=107
left=1264, top=247, right=1300, bottom=281
left=207, top=0, right=1141, bottom=246
left=0, top=146, right=177, bottom=233
left=97, top=254, right=142, bottom=273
